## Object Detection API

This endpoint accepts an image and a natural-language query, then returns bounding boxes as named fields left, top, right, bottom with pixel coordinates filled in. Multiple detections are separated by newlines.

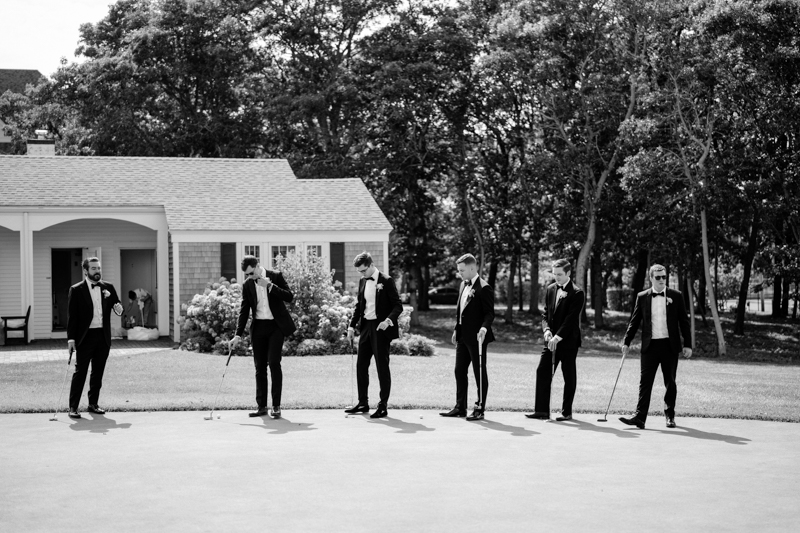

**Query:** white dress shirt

left=650, top=290, right=669, bottom=339
left=459, top=274, right=480, bottom=324
left=86, top=278, right=103, bottom=329
left=254, top=267, right=274, bottom=320
left=364, top=270, right=380, bottom=320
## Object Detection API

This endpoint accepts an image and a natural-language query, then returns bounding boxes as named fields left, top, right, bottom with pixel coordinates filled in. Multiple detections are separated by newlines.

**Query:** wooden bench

left=2, top=306, right=31, bottom=345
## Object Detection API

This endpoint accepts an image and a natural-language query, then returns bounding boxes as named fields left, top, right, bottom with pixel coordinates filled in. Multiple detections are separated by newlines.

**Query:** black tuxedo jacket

left=67, top=279, right=121, bottom=347
left=454, top=278, right=495, bottom=344
left=349, top=272, right=403, bottom=341
left=236, top=270, right=297, bottom=337
left=624, top=287, right=692, bottom=354
left=541, top=280, right=584, bottom=349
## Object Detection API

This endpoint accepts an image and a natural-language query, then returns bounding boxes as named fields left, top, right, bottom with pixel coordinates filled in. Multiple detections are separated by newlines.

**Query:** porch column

left=172, top=240, right=181, bottom=343
left=157, top=227, right=169, bottom=336
left=20, top=212, right=34, bottom=339
left=383, top=239, right=389, bottom=274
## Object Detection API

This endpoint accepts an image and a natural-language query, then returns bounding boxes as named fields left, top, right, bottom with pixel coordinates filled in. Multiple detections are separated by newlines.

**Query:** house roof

left=0, top=69, right=44, bottom=94
left=0, top=156, right=392, bottom=231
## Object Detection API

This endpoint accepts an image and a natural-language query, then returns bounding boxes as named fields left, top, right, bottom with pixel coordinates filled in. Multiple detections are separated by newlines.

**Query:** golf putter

left=478, top=341, right=484, bottom=413
left=49, top=347, right=74, bottom=421
left=204, top=343, right=235, bottom=420
left=598, top=350, right=627, bottom=422
left=545, top=343, right=556, bottom=422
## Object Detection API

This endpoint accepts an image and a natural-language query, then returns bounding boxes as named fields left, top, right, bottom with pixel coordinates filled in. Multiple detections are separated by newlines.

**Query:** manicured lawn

left=3, top=348, right=799, bottom=422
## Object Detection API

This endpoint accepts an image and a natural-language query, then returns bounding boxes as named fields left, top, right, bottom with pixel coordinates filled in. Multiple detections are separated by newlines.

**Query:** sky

left=0, top=0, right=114, bottom=77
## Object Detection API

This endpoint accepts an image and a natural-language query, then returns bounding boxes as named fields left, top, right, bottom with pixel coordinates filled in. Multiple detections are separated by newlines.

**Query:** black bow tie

left=557, top=284, right=566, bottom=291
left=91, top=282, right=101, bottom=289
left=652, top=291, right=664, bottom=297
left=464, top=279, right=472, bottom=287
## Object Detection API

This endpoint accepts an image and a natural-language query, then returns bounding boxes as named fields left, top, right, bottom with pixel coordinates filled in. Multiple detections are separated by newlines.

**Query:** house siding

left=0, top=226, right=22, bottom=343
left=31, top=219, right=157, bottom=339
left=178, top=242, right=221, bottom=316
left=169, top=232, right=174, bottom=340
left=344, top=242, right=385, bottom=291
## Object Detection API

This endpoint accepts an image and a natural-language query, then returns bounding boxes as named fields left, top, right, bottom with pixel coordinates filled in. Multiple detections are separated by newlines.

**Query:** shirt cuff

left=554, top=335, right=562, bottom=342
left=385, top=319, right=393, bottom=326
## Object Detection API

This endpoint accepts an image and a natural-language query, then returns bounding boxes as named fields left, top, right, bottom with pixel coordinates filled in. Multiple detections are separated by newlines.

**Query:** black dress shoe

left=249, top=408, right=269, bottom=417
left=555, top=415, right=573, bottom=422
left=619, top=416, right=645, bottom=429
left=87, top=405, right=105, bottom=415
left=439, top=407, right=467, bottom=418
left=68, top=409, right=81, bottom=419
left=344, top=404, right=369, bottom=414
left=666, top=416, right=676, bottom=428
left=270, top=407, right=281, bottom=419
left=370, top=405, right=388, bottom=419
left=525, top=412, right=550, bottom=420
left=466, top=409, right=484, bottom=421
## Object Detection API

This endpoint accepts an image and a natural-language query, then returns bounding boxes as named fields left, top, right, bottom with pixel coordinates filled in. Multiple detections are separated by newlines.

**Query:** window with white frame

left=271, top=245, right=296, bottom=266
left=306, top=245, right=323, bottom=259
left=244, top=245, right=261, bottom=261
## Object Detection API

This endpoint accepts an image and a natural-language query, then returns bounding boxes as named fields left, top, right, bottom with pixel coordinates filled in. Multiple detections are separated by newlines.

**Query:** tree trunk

left=591, top=248, right=604, bottom=328
left=734, top=210, right=759, bottom=335
left=631, top=249, right=649, bottom=312
left=697, top=274, right=708, bottom=325
left=701, top=209, right=726, bottom=356
left=793, top=284, right=798, bottom=320
left=529, top=249, right=541, bottom=316
left=518, top=253, right=524, bottom=312
left=687, top=269, right=696, bottom=350
left=505, top=255, right=517, bottom=324
left=781, top=278, right=790, bottom=318
left=412, top=263, right=427, bottom=312
left=575, top=205, right=596, bottom=312
left=463, top=190, right=485, bottom=276
left=487, top=257, right=499, bottom=289
left=580, top=264, right=588, bottom=324
left=772, top=274, right=782, bottom=318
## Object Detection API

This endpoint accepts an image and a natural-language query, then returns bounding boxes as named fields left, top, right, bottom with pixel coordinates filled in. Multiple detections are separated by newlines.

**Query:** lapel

left=554, top=281, right=570, bottom=312
left=644, top=288, right=653, bottom=320
left=463, top=278, right=479, bottom=311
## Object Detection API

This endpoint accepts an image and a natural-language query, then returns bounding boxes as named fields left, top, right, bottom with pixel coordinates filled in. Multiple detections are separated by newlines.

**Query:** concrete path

left=2, top=410, right=798, bottom=532
left=0, top=338, right=174, bottom=364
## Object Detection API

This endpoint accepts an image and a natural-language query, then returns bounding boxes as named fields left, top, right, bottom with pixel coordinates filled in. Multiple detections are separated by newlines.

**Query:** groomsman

left=231, top=255, right=296, bottom=419
left=619, top=264, right=692, bottom=429
left=67, top=257, right=124, bottom=419
left=527, top=259, right=584, bottom=421
left=346, top=252, right=403, bottom=419
left=440, top=253, right=495, bottom=421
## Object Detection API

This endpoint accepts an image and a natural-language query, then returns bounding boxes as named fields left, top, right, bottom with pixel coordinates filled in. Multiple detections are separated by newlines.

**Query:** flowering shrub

left=178, top=258, right=437, bottom=357
left=178, top=277, right=252, bottom=356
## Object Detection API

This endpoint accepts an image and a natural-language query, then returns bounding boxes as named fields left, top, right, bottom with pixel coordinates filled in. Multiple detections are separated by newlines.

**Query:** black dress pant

left=454, top=340, right=488, bottom=410
left=357, top=320, right=391, bottom=406
left=534, top=345, right=578, bottom=416
left=69, top=329, right=110, bottom=410
left=636, top=338, right=678, bottom=422
left=251, top=319, right=284, bottom=408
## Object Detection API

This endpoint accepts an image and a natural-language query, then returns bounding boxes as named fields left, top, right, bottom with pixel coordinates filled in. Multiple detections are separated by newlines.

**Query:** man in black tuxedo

left=620, top=264, right=692, bottom=429
left=346, top=252, right=403, bottom=419
left=440, top=253, right=495, bottom=421
left=528, top=258, right=585, bottom=421
left=231, top=255, right=296, bottom=419
left=67, top=257, right=124, bottom=419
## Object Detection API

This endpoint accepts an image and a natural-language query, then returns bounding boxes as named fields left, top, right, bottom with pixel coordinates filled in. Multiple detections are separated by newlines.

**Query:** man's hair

left=240, top=255, right=259, bottom=271
left=456, top=253, right=477, bottom=266
left=552, top=258, right=572, bottom=274
left=82, top=257, right=100, bottom=271
left=128, top=290, right=137, bottom=300
left=353, top=251, right=373, bottom=268
left=649, top=264, right=667, bottom=277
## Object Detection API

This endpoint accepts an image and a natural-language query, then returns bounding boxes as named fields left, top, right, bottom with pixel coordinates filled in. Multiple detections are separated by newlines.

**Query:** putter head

left=203, top=416, right=214, bottom=420
left=597, top=418, right=608, bottom=422
left=49, top=417, right=58, bottom=421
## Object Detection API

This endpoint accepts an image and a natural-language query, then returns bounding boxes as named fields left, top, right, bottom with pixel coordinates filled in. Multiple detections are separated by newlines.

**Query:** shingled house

left=0, top=156, right=392, bottom=344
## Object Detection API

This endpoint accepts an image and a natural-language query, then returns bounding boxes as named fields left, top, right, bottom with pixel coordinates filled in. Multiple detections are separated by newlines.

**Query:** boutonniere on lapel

left=667, top=296, right=673, bottom=305
left=377, top=283, right=384, bottom=292
left=557, top=291, right=566, bottom=302
left=103, top=289, right=111, bottom=299
left=468, top=288, right=476, bottom=299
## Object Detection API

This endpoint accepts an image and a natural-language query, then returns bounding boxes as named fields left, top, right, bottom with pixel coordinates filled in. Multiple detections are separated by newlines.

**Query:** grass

left=3, top=347, right=799, bottom=422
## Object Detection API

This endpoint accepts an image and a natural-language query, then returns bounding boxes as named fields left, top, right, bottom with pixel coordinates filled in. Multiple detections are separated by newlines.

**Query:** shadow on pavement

left=238, top=416, right=317, bottom=434
left=557, top=418, right=641, bottom=439
left=69, top=415, right=132, bottom=434
left=476, top=418, right=539, bottom=437
left=649, top=425, right=751, bottom=445
left=367, top=416, right=435, bottom=434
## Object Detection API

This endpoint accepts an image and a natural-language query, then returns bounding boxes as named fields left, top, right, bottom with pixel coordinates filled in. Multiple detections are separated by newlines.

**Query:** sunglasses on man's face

left=653, top=275, right=667, bottom=281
